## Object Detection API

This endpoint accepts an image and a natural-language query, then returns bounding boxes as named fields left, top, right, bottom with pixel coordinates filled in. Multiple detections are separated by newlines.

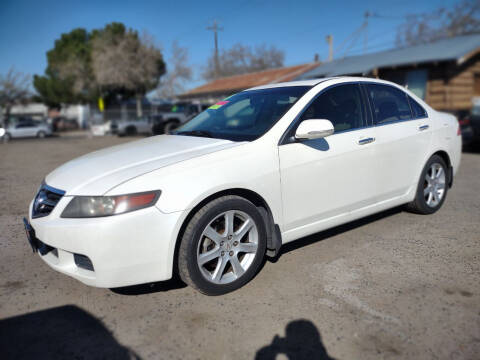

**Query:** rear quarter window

left=408, top=96, right=427, bottom=118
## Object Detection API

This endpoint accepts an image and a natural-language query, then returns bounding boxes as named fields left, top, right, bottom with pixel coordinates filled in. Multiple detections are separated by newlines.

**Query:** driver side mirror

left=295, top=119, right=334, bottom=140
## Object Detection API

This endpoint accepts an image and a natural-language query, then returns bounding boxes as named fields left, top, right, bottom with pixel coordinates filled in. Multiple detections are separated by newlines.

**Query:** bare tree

left=0, top=67, right=30, bottom=126
left=202, top=43, right=285, bottom=80
left=156, top=41, right=192, bottom=98
left=92, top=30, right=165, bottom=117
left=396, top=0, right=480, bottom=46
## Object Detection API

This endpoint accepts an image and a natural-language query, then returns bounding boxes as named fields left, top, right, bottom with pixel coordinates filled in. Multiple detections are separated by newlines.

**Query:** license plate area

left=23, top=217, right=56, bottom=256
left=23, top=217, right=38, bottom=253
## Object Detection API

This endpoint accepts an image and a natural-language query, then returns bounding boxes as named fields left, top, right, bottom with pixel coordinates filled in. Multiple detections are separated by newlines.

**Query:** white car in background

left=90, top=120, right=112, bottom=136
left=24, top=77, right=461, bottom=295
left=2, top=119, right=52, bottom=141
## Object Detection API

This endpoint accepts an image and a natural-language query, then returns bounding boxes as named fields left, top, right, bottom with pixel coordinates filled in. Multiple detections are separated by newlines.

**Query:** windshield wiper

left=176, top=130, right=214, bottom=138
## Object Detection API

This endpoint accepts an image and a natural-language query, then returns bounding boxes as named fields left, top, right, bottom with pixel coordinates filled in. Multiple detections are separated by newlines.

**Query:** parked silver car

left=1, top=119, right=52, bottom=141
left=111, top=117, right=152, bottom=136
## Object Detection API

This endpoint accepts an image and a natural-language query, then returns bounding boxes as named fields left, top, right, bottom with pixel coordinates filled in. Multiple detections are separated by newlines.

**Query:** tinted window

left=300, top=84, right=366, bottom=132
left=16, top=121, right=35, bottom=128
left=367, top=84, right=412, bottom=124
left=175, top=86, right=310, bottom=141
left=408, top=96, right=427, bottom=118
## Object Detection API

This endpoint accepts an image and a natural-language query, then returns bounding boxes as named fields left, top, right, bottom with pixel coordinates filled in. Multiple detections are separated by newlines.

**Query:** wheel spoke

left=230, top=256, right=244, bottom=278
left=436, top=167, right=443, bottom=179
left=224, top=211, right=235, bottom=236
left=424, top=186, right=430, bottom=196
left=237, top=242, right=258, bottom=253
left=212, top=256, right=228, bottom=282
left=427, top=192, right=433, bottom=205
left=235, top=218, right=253, bottom=240
left=204, top=226, right=223, bottom=245
left=198, top=248, right=221, bottom=265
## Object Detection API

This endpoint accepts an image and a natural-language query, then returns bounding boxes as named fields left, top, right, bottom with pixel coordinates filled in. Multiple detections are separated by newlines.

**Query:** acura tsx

left=24, top=77, right=461, bottom=295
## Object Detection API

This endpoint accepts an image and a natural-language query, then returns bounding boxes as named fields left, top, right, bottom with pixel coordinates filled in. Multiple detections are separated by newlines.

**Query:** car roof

left=246, top=79, right=328, bottom=90
left=245, top=76, right=400, bottom=91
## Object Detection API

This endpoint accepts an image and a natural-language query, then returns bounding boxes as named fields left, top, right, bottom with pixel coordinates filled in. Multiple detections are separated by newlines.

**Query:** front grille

left=74, top=254, right=94, bottom=271
left=32, top=183, right=65, bottom=218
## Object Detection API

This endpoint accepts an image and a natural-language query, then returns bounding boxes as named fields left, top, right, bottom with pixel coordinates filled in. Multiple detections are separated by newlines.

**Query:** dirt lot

left=0, top=134, right=479, bottom=360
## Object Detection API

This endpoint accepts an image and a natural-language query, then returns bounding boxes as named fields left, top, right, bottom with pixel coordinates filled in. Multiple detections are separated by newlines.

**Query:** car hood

left=46, top=135, right=242, bottom=195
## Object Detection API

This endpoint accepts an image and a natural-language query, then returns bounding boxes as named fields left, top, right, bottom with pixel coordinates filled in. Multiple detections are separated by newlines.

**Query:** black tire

left=37, top=131, right=46, bottom=138
left=178, top=195, right=267, bottom=295
left=163, top=120, right=180, bottom=134
left=3, top=132, right=11, bottom=142
left=125, top=126, right=137, bottom=136
left=405, top=154, right=449, bottom=214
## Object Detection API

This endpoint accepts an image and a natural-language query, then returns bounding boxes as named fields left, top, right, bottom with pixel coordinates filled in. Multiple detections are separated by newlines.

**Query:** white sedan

left=24, top=77, right=461, bottom=295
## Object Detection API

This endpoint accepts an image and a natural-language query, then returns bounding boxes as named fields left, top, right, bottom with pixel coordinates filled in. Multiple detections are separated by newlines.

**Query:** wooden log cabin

left=299, top=33, right=480, bottom=115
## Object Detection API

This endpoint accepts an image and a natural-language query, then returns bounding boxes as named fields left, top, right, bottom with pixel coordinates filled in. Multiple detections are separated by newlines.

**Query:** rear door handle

left=419, top=125, right=429, bottom=131
left=358, top=137, right=375, bottom=145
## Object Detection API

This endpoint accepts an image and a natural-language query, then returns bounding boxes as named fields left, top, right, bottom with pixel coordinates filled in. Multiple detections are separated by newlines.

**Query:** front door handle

left=358, top=137, right=375, bottom=145
left=419, top=124, right=429, bottom=131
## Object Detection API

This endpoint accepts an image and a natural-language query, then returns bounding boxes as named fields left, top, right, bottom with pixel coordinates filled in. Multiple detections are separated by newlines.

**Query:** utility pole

left=326, top=35, right=333, bottom=61
left=207, top=20, right=223, bottom=78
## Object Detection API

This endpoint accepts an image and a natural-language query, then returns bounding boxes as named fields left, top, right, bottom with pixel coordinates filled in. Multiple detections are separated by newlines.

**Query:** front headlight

left=61, top=191, right=161, bottom=218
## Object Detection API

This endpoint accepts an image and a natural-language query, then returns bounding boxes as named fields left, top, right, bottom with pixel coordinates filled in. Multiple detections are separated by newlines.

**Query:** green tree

left=34, top=28, right=95, bottom=107
left=34, top=23, right=165, bottom=112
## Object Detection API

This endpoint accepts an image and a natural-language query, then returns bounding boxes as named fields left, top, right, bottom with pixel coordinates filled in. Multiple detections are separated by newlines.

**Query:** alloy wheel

left=424, top=162, right=446, bottom=207
left=196, top=210, right=259, bottom=284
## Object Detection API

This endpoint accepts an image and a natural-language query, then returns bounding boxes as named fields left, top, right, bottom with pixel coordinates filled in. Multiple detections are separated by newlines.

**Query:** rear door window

left=367, top=84, right=413, bottom=125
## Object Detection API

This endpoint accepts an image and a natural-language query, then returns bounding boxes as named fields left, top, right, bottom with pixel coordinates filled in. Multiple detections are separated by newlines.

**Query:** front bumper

left=28, top=197, right=185, bottom=288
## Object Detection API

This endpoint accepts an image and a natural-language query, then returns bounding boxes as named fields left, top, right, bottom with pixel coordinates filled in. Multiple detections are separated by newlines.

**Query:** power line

left=173, top=0, right=254, bottom=43
left=334, top=12, right=370, bottom=58
left=347, top=39, right=397, bottom=56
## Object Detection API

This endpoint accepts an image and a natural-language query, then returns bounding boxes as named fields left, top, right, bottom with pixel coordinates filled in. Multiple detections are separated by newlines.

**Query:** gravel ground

left=0, top=134, right=479, bottom=360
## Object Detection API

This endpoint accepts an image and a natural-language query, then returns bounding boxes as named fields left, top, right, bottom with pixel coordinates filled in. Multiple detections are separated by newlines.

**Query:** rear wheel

left=163, top=120, right=180, bottom=134
left=178, top=195, right=267, bottom=295
left=37, top=131, right=46, bottom=138
left=3, top=132, right=11, bottom=142
left=405, top=155, right=448, bottom=214
left=125, top=126, right=137, bottom=136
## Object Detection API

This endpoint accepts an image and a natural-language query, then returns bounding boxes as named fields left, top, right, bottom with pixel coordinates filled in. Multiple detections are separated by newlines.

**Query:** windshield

left=174, top=86, right=310, bottom=141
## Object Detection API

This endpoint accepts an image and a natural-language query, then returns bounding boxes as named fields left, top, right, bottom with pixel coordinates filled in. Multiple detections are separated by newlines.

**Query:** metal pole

left=326, top=35, right=333, bottom=61
left=207, top=20, right=223, bottom=78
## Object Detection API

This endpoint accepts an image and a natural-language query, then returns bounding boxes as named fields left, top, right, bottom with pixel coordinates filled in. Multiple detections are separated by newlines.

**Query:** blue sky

left=0, top=0, right=459, bottom=90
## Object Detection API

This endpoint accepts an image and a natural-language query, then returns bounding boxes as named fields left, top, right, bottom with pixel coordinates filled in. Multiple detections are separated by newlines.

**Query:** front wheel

left=37, top=131, right=46, bottom=138
left=178, top=196, right=267, bottom=295
left=405, top=155, right=448, bottom=214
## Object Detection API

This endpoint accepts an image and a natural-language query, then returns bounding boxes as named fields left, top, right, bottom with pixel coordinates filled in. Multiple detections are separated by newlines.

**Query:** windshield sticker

left=208, top=100, right=229, bottom=110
